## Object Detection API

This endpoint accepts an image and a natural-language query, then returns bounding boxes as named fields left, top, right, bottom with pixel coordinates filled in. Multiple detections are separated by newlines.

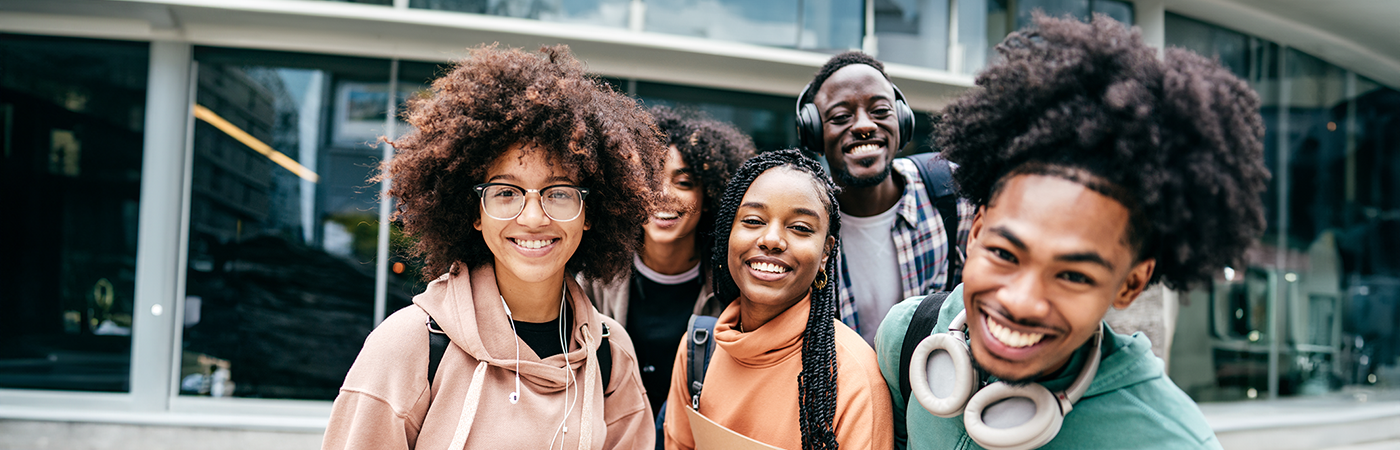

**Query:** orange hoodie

left=662, top=295, right=893, bottom=450
left=323, top=264, right=655, bottom=449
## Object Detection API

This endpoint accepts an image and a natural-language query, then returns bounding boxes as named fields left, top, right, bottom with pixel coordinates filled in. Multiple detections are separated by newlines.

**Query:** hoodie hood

left=413, top=263, right=605, bottom=392
left=1079, top=323, right=1164, bottom=398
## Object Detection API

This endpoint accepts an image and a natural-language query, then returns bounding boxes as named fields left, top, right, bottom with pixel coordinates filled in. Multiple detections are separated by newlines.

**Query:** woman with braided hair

left=662, top=149, right=893, bottom=450
left=579, top=106, right=755, bottom=419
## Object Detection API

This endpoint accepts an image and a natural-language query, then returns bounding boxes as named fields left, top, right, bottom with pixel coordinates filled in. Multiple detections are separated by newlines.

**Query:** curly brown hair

left=379, top=45, right=665, bottom=283
left=936, top=13, right=1270, bottom=290
left=648, top=105, right=756, bottom=257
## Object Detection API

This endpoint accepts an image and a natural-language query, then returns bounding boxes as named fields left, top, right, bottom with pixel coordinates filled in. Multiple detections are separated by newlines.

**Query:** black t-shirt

left=513, top=306, right=571, bottom=360
left=626, top=270, right=703, bottom=417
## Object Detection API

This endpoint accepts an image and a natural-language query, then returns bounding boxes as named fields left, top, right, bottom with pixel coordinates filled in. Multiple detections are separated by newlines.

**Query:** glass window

left=323, top=0, right=393, bottom=5
left=644, top=0, right=863, bottom=51
left=959, top=0, right=1132, bottom=74
left=383, top=60, right=446, bottom=312
left=0, top=34, right=148, bottom=392
left=180, top=47, right=402, bottom=400
left=1013, top=0, right=1089, bottom=25
left=1012, top=0, right=1129, bottom=27
left=632, top=80, right=798, bottom=152
left=1166, top=14, right=1400, bottom=402
left=875, top=0, right=950, bottom=70
left=1165, top=13, right=1250, bottom=79
left=410, top=0, right=631, bottom=28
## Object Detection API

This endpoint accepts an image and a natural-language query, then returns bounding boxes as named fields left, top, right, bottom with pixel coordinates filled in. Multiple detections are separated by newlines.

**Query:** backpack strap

left=908, top=152, right=963, bottom=290
left=599, top=323, right=613, bottom=392
left=427, top=315, right=449, bottom=387
left=428, top=315, right=615, bottom=392
left=685, top=314, right=719, bottom=411
left=899, top=291, right=950, bottom=406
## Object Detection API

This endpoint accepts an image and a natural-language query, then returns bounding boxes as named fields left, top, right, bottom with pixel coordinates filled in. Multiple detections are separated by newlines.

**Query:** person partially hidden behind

left=580, top=106, right=755, bottom=418
left=875, top=14, right=1268, bottom=450
left=664, top=149, right=892, bottom=450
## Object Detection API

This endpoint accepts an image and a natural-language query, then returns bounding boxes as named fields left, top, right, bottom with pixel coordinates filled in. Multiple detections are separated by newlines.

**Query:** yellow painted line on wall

left=192, top=104, right=320, bottom=183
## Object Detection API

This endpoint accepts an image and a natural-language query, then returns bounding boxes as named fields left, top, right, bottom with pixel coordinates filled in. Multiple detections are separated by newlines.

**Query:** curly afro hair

left=935, top=13, right=1270, bottom=290
left=798, top=51, right=888, bottom=105
left=380, top=45, right=665, bottom=283
left=647, top=105, right=756, bottom=257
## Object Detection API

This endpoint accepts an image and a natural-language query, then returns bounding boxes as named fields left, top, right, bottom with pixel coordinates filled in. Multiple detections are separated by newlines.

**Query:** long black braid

left=710, top=149, right=843, bottom=450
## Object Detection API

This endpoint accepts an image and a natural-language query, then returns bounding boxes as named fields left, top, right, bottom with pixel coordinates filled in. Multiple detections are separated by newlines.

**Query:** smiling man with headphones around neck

left=797, top=52, right=975, bottom=346
left=874, top=13, right=1268, bottom=450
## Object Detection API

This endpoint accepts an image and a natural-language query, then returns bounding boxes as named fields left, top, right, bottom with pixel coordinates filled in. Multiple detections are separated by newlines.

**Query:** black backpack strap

left=427, top=315, right=449, bottom=387
left=899, top=292, right=950, bottom=406
left=908, top=152, right=963, bottom=291
left=685, top=314, right=719, bottom=411
left=599, top=322, right=613, bottom=392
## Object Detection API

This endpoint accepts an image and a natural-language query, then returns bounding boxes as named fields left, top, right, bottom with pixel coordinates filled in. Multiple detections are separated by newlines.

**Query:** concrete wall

left=0, top=420, right=323, bottom=450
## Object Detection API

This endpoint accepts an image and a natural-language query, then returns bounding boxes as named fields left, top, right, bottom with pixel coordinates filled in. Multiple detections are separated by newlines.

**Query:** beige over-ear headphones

left=909, top=311, right=1102, bottom=450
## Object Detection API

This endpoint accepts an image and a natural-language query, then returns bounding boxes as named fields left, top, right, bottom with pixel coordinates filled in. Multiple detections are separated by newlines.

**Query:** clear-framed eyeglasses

left=473, top=183, right=591, bottom=222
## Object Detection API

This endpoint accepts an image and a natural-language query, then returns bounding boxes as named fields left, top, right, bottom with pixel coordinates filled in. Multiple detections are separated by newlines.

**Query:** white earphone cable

left=548, top=283, right=576, bottom=450
left=501, top=296, right=520, bottom=404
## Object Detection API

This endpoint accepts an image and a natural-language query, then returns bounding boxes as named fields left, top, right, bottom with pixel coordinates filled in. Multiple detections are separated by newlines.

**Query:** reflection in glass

left=875, top=0, right=950, bottom=70
left=180, top=48, right=409, bottom=400
left=1164, top=13, right=1250, bottom=77
left=410, top=0, right=630, bottom=28
left=634, top=80, right=798, bottom=152
left=0, top=34, right=147, bottom=392
left=645, top=0, right=863, bottom=51
left=322, top=0, right=393, bottom=4
left=955, top=0, right=1131, bottom=74
left=380, top=61, right=443, bottom=312
left=1166, top=14, right=1400, bottom=402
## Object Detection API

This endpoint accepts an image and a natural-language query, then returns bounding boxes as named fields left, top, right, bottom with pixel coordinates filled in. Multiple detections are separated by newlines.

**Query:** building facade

left=2, top=0, right=1398, bottom=448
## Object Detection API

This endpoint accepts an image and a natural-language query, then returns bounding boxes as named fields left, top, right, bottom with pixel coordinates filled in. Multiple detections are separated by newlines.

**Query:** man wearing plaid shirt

left=797, top=52, right=975, bottom=344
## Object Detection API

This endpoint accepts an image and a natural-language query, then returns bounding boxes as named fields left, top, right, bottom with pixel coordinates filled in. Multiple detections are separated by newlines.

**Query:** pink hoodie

left=323, top=264, right=655, bottom=449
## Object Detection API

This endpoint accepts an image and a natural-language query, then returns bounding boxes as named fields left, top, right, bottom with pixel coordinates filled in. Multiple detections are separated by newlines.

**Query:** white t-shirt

left=840, top=202, right=903, bottom=345
left=634, top=253, right=701, bottom=285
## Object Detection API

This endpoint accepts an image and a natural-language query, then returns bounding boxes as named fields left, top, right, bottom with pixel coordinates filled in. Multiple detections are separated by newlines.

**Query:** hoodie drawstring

left=578, top=327, right=598, bottom=450
left=445, top=328, right=601, bottom=450
left=448, top=361, right=490, bottom=449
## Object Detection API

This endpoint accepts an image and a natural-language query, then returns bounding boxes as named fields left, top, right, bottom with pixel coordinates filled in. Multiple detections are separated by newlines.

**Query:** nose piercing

left=855, top=130, right=872, bottom=139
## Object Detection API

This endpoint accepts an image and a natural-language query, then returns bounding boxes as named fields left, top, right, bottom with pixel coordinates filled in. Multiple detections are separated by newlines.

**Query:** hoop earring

left=813, top=269, right=829, bottom=290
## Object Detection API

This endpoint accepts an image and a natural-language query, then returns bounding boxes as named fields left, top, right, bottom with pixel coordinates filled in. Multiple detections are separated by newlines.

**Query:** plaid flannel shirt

left=834, top=157, right=975, bottom=336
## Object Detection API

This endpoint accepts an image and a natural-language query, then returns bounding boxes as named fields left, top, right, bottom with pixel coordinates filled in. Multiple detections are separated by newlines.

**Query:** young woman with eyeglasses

left=662, top=150, right=893, bottom=450
left=323, top=45, right=663, bottom=450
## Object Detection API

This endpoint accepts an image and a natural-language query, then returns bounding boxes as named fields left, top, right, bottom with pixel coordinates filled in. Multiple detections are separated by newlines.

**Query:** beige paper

left=684, top=405, right=784, bottom=450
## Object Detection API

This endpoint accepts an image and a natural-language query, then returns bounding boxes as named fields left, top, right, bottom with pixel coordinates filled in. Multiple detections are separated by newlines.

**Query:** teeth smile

left=848, top=143, right=882, bottom=156
left=654, top=212, right=679, bottom=220
left=987, top=319, right=1045, bottom=348
left=514, top=239, right=555, bottom=249
left=749, top=262, right=789, bottom=274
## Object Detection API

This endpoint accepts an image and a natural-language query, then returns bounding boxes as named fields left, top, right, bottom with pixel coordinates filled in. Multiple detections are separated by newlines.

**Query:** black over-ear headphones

left=795, top=70, right=914, bottom=155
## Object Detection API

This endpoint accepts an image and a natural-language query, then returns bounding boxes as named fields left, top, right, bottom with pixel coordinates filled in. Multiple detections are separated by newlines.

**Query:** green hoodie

left=875, top=285, right=1221, bottom=450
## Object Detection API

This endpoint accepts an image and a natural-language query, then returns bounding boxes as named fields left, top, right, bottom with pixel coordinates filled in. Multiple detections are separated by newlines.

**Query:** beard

left=833, top=156, right=894, bottom=188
